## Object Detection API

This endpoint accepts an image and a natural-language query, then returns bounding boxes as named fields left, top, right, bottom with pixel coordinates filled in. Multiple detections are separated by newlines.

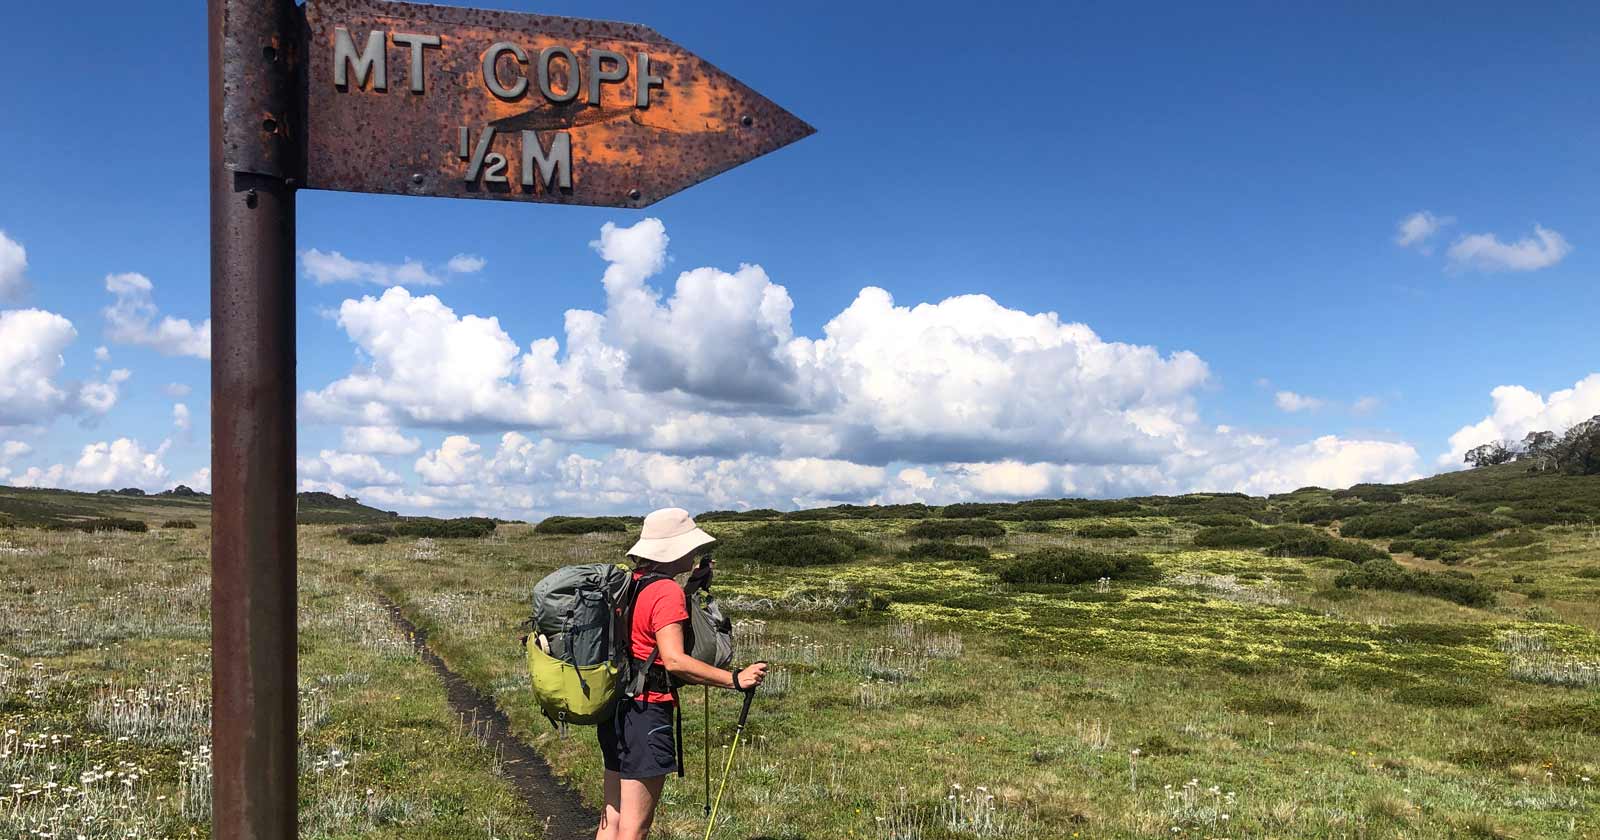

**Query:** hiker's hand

left=736, top=662, right=767, bottom=690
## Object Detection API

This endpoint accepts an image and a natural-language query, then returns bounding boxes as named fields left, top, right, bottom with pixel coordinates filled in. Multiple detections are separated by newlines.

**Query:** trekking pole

left=703, top=685, right=711, bottom=817
left=702, top=670, right=762, bottom=840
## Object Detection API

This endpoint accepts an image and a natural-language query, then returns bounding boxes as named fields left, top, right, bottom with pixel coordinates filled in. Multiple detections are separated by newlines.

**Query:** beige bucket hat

left=627, top=507, right=716, bottom=564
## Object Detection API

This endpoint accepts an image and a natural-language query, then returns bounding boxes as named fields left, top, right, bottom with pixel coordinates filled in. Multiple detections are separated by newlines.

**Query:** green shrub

left=1410, top=515, right=1517, bottom=541
left=998, top=547, right=1159, bottom=585
left=1193, top=525, right=1387, bottom=562
left=1387, top=538, right=1469, bottom=564
left=1333, top=484, right=1405, bottom=503
left=1019, top=521, right=1054, bottom=533
left=1269, top=530, right=1388, bottom=563
left=160, top=519, right=198, bottom=529
left=906, top=519, right=1004, bottom=539
left=1191, top=525, right=1275, bottom=549
left=55, top=517, right=148, bottom=533
left=779, top=508, right=850, bottom=521
left=696, top=509, right=783, bottom=522
left=394, top=517, right=498, bottom=538
left=718, top=522, right=875, bottom=567
left=1291, top=503, right=1365, bottom=525
left=805, top=503, right=932, bottom=520
left=1509, top=700, right=1600, bottom=735
left=1076, top=523, right=1138, bottom=539
left=903, top=541, right=990, bottom=562
left=348, top=531, right=388, bottom=545
left=1226, top=694, right=1310, bottom=716
left=1506, top=505, right=1572, bottom=526
left=1180, top=513, right=1253, bottom=527
left=1392, top=683, right=1488, bottom=708
left=0, top=513, right=16, bottom=529
left=1575, top=566, right=1600, bottom=580
left=534, top=516, right=629, bottom=535
left=1334, top=560, right=1495, bottom=607
left=1340, top=513, right=1423, bottom=538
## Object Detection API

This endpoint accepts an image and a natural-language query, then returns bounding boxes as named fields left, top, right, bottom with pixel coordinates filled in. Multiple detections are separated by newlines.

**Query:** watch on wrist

left=730, top=667, right=742, bottom=690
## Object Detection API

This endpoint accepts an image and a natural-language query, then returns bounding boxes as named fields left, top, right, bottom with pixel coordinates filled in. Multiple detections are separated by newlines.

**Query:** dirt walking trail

left=378, top=594, right=598, bottom=840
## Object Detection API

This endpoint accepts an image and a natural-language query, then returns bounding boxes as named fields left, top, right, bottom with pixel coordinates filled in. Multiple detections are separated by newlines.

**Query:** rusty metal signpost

left=209, top=0, right=811, bottom=835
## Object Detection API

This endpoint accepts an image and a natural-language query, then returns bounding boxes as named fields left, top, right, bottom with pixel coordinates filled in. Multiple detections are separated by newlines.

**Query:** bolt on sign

left=302, top=0, right=814, bottom=207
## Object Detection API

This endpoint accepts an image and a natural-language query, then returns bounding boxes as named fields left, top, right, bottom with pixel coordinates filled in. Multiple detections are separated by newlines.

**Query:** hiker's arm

left=655, top=622, right=766, bottom=689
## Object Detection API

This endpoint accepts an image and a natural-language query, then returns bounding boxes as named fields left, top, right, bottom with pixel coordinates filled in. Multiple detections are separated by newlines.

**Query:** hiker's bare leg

left=616, top=775, right=666, bottom=840
left=596, top=770, right=623, bottom=840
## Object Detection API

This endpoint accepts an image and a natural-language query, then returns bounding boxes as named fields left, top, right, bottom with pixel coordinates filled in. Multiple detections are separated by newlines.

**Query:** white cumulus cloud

left=13, top=437, right=172, bottom=491
left=0, top=308, right=77, bottom=425
left=1274, top=390, right=1324, bottom=413
left=103, top=273, right=210, bottom=359
left=306, top=218, right=1210, bottom=469
left=1395, top=211, right=1452, bottom=252
left=1447, top=225, right=1571, bottom=273
left=415, top=435, right=484, bottom=486
left=298, top=449, right=402, bottom=487
left=446, top=254, right=486, bottom=274
left=342, top=425, right=421, bottom=455
left=292, top=219, right=1441, bottom=517
left=77, top=368, right=131, bottom=415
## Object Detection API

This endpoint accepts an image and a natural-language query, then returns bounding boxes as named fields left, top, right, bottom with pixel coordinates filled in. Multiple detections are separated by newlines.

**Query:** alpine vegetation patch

left=998, top=547, right=1160, bottom=585
left=715, top=522, right=877, bottom=567
left=533, top=515, right=632, bottom=535
left=1333, top=559, right=1496, bottom=607
left=902, top=540, right=991, bottom=562
left=905, top=519, right=1005, bottom=540
left=1193, top=524, right=1389, bottom=563
left=1076, top=522, right=1140, bottom=539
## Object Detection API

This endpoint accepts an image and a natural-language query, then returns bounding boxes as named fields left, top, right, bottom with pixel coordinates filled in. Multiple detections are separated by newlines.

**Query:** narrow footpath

left=377, top=593, right=598, bottom=840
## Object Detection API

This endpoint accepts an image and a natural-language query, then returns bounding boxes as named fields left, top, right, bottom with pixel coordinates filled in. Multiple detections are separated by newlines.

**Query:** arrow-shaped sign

left=302, top=0, right=814, bottom=207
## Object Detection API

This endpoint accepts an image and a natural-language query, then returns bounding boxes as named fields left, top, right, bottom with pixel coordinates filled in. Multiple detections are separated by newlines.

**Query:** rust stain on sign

left=302, top=0, right=814, bottom=207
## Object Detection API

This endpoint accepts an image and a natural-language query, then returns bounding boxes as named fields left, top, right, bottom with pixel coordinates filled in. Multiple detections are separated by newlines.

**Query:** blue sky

left=2, top=1, right=1597, bottom=516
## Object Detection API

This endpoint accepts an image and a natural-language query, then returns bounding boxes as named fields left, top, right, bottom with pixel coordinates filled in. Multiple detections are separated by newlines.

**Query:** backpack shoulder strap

left=621, top=573, right=675, bottom=697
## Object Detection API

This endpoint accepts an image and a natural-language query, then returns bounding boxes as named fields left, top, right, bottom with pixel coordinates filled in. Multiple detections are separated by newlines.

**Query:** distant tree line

left=1463, top=414, right=1600, bottom=474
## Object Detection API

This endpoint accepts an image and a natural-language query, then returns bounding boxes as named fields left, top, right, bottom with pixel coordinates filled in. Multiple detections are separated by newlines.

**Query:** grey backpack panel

left=531, top=563, right=632, bottom=667
left=687, top=589, right=734, bottom=669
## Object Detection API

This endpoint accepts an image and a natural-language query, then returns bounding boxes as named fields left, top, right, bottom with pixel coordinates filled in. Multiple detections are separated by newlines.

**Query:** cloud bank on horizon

left=1, top=218, right=1595, bottom=518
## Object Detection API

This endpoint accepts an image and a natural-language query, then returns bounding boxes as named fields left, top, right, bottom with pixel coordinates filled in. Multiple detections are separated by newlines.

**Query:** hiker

left=597, top=507, right=767, bottom=840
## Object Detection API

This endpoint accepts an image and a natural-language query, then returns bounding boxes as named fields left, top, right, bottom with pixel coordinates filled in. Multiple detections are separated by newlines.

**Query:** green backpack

left=525, top=563, right=734, bottom=726
left=525, top=563, right=632, bottom=726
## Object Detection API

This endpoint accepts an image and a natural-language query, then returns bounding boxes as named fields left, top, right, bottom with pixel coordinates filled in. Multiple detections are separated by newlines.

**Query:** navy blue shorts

left=598, top=698, right=678, bottom=779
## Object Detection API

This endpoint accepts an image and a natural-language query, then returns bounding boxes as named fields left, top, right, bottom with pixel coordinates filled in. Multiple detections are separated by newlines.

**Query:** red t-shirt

left=631, top=573, right=689, bottom=704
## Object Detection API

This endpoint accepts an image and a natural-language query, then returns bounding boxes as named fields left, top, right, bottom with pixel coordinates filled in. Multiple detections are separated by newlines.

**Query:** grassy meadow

left=3, top=465, right=1600, bottom=837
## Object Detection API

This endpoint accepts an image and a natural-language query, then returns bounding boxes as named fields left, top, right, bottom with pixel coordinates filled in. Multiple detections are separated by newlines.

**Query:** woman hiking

left=598, top=507, right=767, bottom=840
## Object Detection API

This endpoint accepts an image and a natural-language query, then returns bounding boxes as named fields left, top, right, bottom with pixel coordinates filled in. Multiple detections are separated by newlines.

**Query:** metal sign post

left=208, top=0, right=811, bottom=836
left=209, top=1, right=300, bottom=838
